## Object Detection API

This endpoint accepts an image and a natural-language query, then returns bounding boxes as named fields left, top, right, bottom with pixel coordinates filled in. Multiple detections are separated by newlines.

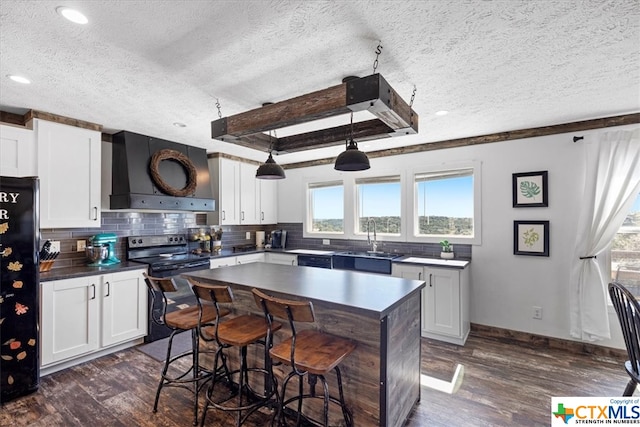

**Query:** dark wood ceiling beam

left=211, top=83, right=349, bottom=140
left=275, top=119, right=393, bottom=153
left=282, top=112, right=640, bottom=170
left=211, top=74, right=418, bottom=150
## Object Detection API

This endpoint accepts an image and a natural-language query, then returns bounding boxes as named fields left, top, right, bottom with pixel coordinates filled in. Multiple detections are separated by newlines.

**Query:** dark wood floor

left=1, top=334, right=633, bottom=427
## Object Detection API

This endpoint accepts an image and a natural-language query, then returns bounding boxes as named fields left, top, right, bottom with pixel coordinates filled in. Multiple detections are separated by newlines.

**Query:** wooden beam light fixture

left=211, top=73, right=419, bottom=154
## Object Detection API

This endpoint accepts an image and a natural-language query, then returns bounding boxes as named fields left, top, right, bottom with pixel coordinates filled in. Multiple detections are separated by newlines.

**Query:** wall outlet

left=322, top=239, right=330, bottom=245
left=50, top=241, right=61, bottom=253
left=533, top=306, right=543, bottom=320
left=246, top=231, right=251, bottom=240
left=76, top=240, right=86, bottom=252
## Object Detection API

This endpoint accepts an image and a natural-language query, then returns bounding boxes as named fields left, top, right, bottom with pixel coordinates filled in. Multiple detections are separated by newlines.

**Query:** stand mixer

left=86, top=233, right=121, bottom=266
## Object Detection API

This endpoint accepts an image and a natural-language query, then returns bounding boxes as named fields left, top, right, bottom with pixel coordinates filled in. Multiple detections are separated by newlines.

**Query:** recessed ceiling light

left=173, top=122, right=187, bottom=128
left=435, top=110, right=449, bottom=116
left=56, top=6, right=88, bottom=24
left=7, top=75, right=31, bottom=84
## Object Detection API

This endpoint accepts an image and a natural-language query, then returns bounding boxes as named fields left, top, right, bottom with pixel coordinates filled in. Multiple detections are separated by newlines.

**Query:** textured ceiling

left=0, top=0, right=638, bottom=164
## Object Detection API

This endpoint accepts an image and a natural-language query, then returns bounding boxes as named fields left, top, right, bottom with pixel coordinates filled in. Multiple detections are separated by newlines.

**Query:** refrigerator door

left=0, top=176, right=40, bottom=402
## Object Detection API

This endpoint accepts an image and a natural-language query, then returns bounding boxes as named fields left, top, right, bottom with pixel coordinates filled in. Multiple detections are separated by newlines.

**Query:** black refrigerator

left=0, top=176, right=40, bottom=403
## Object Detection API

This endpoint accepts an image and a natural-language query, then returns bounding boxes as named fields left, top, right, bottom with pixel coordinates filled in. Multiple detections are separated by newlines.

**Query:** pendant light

left=256, top=130, right=286, bottom=179
left=334, top=112, right=370, bottom=171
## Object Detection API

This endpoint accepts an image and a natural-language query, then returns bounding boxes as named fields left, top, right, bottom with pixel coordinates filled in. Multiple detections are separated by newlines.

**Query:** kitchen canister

left=256, top=231, right=265, bottom=248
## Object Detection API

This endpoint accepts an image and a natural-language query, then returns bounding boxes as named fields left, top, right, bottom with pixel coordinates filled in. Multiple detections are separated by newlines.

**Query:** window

left=307, top=182, right=344, bottom=234
left=356, top=176, right=401, bottom=235
left=611, top=191, right=640, bottom=293
left=414, top=169, right=474, bottom=238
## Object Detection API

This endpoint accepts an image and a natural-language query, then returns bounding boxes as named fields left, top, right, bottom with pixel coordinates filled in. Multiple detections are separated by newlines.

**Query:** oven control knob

left=137, top=239, right=143, bottom=244
left=169, top=237, right=174, bottom=242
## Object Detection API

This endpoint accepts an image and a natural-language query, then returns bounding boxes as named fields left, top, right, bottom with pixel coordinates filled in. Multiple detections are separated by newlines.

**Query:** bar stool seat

left=252, top=288, right=356, bottom=427
left=143, top=273, right=230, bottom=425
left=189, top=279, right=282, bottom=427
left=269, top=329, right=355, bottom=375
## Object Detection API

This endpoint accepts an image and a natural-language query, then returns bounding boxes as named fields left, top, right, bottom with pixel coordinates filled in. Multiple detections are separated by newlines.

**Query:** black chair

left=144, top=273, right=229, bottom=425
left=608, top=281, right=640, bottom=396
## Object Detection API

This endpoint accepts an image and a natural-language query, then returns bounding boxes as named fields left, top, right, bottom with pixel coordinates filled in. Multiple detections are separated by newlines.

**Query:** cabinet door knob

left=93, top=207, right=98, bottom=220
left=429, top=274, right=433, bottom=287
left=91, top=284, right=96, bottom=300
left=222, top=210, right=226, bottom=220
left=105, top=281, right=110, bottom=297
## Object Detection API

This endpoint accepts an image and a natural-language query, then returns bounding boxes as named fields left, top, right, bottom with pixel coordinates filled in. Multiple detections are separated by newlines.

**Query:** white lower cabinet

left=210, top=253, right=265, bottom=269
left=210, top=257, right=237, bottom=268
left=235, top=253, right=265, bottom=264
left=264, top=252, right=298, bottom=266
left=392, top=262, right=470, bottom=345
left=40, top=269, right=147, bottom=371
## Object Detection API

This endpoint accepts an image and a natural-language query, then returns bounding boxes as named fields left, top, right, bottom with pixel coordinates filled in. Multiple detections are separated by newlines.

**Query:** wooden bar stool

left=189, top=279, right=282, bottom=427
left=143, top=273, right=229, bottom=425
left=252, top=288, right=357, bottom=427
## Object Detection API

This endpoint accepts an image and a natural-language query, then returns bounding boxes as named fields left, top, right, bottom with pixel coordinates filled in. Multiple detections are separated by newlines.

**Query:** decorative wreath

left=149, top=149, right=198, bottom=197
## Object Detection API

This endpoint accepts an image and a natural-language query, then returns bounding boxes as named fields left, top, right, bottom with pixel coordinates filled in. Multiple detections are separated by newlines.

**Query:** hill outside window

left=307, top=181, right=344, bottom=234
left=355, top=176, right=402, bottom=236
left=413, top=168, right=475, bottom=240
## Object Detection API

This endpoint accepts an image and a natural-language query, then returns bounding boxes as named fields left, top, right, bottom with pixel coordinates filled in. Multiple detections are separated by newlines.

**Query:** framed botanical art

left=512, top=171, right=548, bottom=207
left=513, top=220, right=549, bottom=256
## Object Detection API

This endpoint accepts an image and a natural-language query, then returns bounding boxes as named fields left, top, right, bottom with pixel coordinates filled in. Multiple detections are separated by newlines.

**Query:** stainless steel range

left=127, top=234, right=210, bottom=342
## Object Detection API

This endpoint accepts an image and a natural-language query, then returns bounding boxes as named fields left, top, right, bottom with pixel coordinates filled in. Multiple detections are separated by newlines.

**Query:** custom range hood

left=110, top=130, right=215, bottom=211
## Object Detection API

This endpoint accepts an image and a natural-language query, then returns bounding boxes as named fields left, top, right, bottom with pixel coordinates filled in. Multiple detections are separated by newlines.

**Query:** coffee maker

left=86, top=233, right=121, bottom=266
left=270, top=230, right=287, bottom=249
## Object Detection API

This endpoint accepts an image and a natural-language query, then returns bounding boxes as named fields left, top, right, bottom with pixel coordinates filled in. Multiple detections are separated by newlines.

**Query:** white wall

left=278, top=126, right=636, bottom=349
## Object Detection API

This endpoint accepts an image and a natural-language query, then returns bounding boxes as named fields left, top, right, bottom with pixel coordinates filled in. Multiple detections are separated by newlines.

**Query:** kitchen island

left=183, top=262, right=425, bottom=427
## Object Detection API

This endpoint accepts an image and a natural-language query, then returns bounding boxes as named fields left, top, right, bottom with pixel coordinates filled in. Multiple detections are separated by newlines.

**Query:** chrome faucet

left=367, top=218, right=378, bottom=252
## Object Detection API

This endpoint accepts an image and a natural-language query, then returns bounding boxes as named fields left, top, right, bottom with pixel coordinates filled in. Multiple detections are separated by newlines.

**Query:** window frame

left=302, top=161, right=482, bottom=245
left=354, top=175, right=403, bottom=238
left=407, top=161, right=482, bottom=245
left=304, top=180, right=345, bottom=236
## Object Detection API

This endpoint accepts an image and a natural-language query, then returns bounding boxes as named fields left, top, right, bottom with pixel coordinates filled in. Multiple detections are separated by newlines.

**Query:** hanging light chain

left=372, top=42, right=383, bottom=74
left=409, top=85, right=417, bottom=108
left=215, top=98, right=222, bottom=119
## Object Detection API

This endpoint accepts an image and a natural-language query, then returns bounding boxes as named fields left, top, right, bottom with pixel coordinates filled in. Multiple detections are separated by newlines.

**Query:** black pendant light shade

left=334, top=139, right=370, bottom=171
left=334, top=111, right=370, bottom=171
left=256, top=152, right=286, bottom=179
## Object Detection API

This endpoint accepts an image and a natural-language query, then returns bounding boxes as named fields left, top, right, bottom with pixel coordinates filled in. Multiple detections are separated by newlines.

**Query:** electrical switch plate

left=323, top=239, right=330, bottom=245
left=76, top=240, right=86, bottom=252
left=50, top=241, right=61, bottom=252
left=246, top=231, right=251, bottom=239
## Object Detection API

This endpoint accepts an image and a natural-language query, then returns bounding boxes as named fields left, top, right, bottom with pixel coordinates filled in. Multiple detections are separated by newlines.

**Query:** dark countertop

left=39, top=248, right=469, bottom=282
left=39, top=261, right=147, bottom=282
left=183, top=262, right=425, bottom=319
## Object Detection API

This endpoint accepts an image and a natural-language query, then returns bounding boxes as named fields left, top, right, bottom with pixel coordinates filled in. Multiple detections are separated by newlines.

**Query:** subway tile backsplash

left=41, top=214, right=470, bottom=270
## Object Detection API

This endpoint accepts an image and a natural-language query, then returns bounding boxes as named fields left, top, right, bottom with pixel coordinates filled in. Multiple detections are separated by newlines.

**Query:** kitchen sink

left=336, top=251, right=403, bottom=260
left=332, top=251, right=404, bottom=274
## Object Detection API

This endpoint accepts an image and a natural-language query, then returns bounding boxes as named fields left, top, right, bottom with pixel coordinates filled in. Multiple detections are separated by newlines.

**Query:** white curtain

left=569, top=127, right=640, bottom=341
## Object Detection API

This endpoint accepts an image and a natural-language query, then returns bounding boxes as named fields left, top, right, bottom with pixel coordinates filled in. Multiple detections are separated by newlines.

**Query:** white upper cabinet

left=36, top=119, right=101, bottom=228
left=258, top=179, right=277, bottom=224
left=208, top=156, right=240, bottom=225
left=207, top=156, right=278, bottom=225
left=0, top=124, right=36, bottom=177
left=239, top=161, right=259, bottom=224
